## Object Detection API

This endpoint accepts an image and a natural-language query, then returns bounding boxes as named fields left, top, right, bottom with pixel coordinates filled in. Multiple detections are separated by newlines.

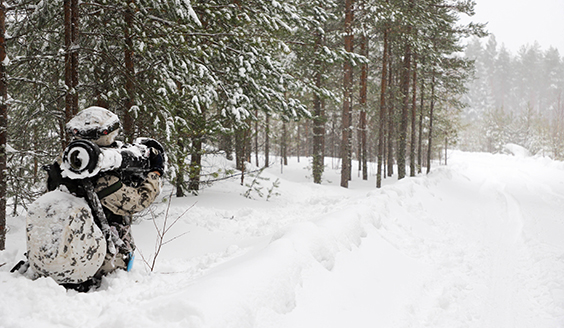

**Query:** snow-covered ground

left=1, top=149, right=564, bottom=328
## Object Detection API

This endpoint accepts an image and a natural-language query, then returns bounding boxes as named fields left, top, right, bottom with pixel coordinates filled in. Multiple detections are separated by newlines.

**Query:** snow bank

left=502, top=143, right=530, bottom=157
left=1, top=150, right=564, bottom=327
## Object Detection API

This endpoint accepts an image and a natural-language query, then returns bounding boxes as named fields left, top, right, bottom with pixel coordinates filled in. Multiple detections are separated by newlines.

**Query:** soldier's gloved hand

left=149, top=148, right=165, bottom=176
left=106, top=226, right=124, bottom=255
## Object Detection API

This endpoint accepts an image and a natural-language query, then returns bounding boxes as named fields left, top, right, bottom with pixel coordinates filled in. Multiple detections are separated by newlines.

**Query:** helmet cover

left=66, top=106, right=121, bottom=146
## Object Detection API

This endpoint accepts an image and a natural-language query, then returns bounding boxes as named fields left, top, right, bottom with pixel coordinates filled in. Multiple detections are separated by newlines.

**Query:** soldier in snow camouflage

left=44, top=107, right=165, bottom=288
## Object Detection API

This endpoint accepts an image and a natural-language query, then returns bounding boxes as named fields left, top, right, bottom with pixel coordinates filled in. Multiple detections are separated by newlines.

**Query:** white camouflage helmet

left=66, top=106, right=121, bottom=146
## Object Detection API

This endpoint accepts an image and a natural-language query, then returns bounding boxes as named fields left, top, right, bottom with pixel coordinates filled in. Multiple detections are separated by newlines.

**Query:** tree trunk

left=410, top=56, right=417, bottom=177
left=235, top=128, right=249, bottom=184
left=331, top=113, right=335, bottom=164
left=359, top=29, right=368, bottom=181
left=387, top=54, right=394, bottom=178
left=297, top=123, right=300, bottom=163
left=341, top=0, right=354, bottom=188
left=426, top=69, right=436, bottom=174
left=383, top=132, right=387, bottom=178
left=399, top=0, right=416, bottom=180
left=235, top=128, right=247, bottom=172
left=377, top=28, right=389, bottom=188
left=304, top=120, right=310, bottom=158
left=245, top=129, right=252, bottom=163
left=312, top=32, right=325, bottom=184
left=123, top=0, right=135, bottom=143
left=418, top=75, right=425, bottom=173
left=265, top=113, right=270, bottom=167
left=444, top=136, right=448, bottom=165
left=398, top=43, right=411, bottom=180
left=71, top=0, right=78, bottom=108
left=0, top=2, right=6, bottom=250
left=188, top=136, right=203, bottom=193
left=282, top=121, right=288, bottom=166
left=220, top=130, right=233, bottom=161
left=64, top=0, right=79, bottom=146
left=254, top=110, right=259, bottom=167
left=176, top=139, right=186, bottom=197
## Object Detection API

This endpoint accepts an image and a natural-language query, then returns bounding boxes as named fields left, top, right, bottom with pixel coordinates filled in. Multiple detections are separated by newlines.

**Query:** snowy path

left=1, top=150, right=564, bottom=327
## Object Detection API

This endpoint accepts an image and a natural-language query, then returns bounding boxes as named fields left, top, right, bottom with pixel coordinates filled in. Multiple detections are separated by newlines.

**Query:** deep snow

left=1, top=150, right=564, bottom=328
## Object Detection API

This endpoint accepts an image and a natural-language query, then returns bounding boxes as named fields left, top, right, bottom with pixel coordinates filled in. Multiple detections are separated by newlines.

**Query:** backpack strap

left=96, top=180, right=123, bottom=199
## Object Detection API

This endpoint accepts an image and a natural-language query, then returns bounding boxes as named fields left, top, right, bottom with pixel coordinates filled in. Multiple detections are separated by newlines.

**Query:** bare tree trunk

left=235, top=128, right=247, bottom=171
left=282, top=121, right=288, bottom=166
left=312, top=32, right=325, bottom=184
left=410, top=56, right=417, bottom=177
left=64, top=0, right=79, bottom=146
left=387, top=55, right=394, bottom=178
left=398, top=43, right=411, bottom=180
left=304, top=120, right=310, bottom=158
left=220, top=130, right=233, bottom=161
left=426, top=69, right=436, bottom=174
left=359, top=25, right=368, bottom=181
left=418, top=75, right=424, bottom=173
left=0, top=2, right=6, bottom=250
left=176, top=139, right=186, bottom=197
left=188, top=136, right=203, bottom=193
left=331, top=113, right=336, bottom=164
left=341, top=0, right=354, bottom=188
left=255, top=110, right=259, bottom=167
left=377, top=28, right=389, bottom=188
left=245, top=129, right=252, bottom=163
left=383, top=132, right=387, bottom=178
left=265, top=113, right=270, bottom=167
left=235, top=128, right=249, bottom=184
left=297, top=123, right=300, bottom=163
left=444, top=136, right=448, bottom=165
left=312, top=98, right=325, bottom=184
left=71, top=0, right=78, bottom=108
left=123, top=0, right=135, bottom=143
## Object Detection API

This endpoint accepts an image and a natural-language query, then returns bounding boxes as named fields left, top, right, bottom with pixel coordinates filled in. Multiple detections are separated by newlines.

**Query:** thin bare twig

left=143, top=190, right=194, bottom=272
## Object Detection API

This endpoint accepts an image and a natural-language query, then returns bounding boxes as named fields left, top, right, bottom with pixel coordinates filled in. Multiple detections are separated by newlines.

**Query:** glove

left=149, top=147, right=165, bottom=176
left=105, top=226, right=124, bottom=255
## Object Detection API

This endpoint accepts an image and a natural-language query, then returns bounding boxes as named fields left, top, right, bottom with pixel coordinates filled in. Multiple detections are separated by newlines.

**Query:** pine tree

left=0, top=1, right=7, bottom=250
left=340, top=0, right=354, bottom=188
left=284, top=0, right=341, bottom=184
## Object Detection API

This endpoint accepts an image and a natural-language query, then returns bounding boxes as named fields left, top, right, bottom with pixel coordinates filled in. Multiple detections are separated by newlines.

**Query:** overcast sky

left=465, top=0, right=564, bottom=54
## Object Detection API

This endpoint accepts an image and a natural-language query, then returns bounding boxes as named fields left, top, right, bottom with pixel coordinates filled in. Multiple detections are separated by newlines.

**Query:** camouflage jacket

left=94, top=172, right=161, bottom=216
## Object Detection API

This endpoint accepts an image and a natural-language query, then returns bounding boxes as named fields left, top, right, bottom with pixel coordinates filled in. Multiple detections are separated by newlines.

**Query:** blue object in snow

left=127, top=253, right=135, bottom=272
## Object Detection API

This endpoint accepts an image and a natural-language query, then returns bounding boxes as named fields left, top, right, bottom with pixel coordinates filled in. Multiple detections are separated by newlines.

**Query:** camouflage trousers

left=96, top=216, right=135, bottom=277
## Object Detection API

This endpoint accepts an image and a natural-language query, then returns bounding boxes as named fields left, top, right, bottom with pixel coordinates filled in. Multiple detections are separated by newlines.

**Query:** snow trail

left=1, top=150, right=564, bottom=327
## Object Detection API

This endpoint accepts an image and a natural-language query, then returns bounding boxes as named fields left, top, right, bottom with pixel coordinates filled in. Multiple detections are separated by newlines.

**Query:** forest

left=0, top=0, right=510, bottom=250
left=461, top=36, right=564, bottom=157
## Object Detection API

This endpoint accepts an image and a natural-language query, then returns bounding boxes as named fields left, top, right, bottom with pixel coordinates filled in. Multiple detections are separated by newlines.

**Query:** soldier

left=42, top=106, right=166, bottom=291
